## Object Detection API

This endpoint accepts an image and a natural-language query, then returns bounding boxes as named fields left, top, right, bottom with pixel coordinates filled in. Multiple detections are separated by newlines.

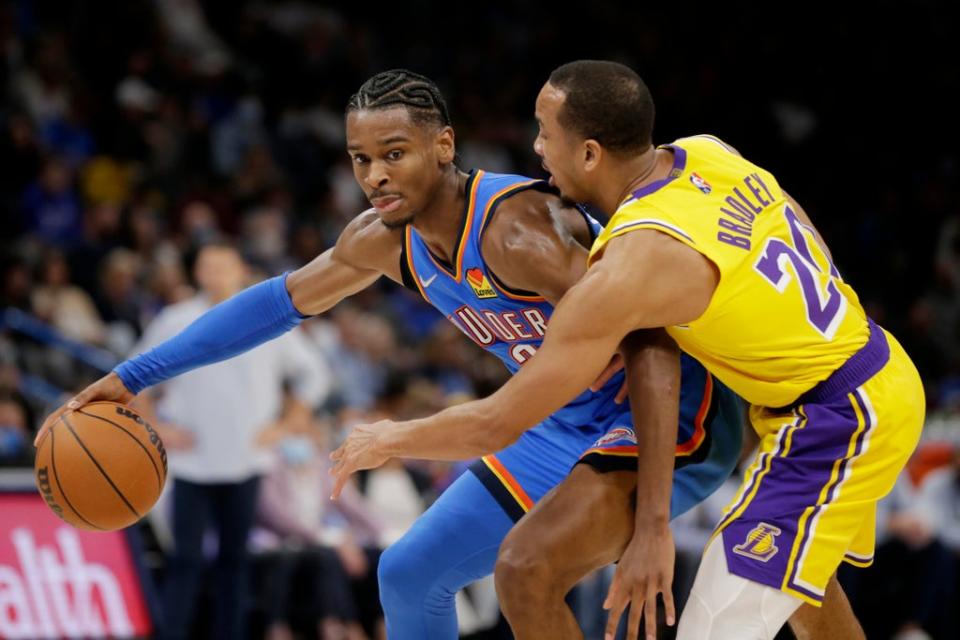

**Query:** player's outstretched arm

left=330, top=229, right=717, bottom=496
left=35, top=212, right=400, bottom=445
left=328, top=261, right=633, bottom=496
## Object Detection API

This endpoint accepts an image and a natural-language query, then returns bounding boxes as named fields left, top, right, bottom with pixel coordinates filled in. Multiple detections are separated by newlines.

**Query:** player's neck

left=412, top=167, right=470, bottom=264
left=602, top=146, right=671, bottom=214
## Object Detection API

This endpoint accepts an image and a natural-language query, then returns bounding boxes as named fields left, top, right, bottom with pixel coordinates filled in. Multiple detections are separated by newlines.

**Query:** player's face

left=346, top=107, right=454, bottom=229
left=533, top=83, right=592, bottom=204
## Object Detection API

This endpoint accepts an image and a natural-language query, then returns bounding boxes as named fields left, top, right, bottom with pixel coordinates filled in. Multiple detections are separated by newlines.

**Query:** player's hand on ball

left=603, top=522, right=676, bottom=640
left=329, top=420, right=392, bottom=499
left=34, top=372, right=135, bottom=447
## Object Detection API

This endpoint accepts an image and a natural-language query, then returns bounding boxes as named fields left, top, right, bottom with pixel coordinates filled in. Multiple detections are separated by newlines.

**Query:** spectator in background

left=911, top=447, right=960, bottom=636
left=177, top=200, right=225, bottom=251
left=0, top=389, right=33, bottom=467
left=0, top=112, right=42, bottom=221
left=240, top=192, right=295, bottom=274
left=1, top=254, right=35, bottom=312
left=39, top=100, right=95, bottom=168
left=95, top=248, right=146, bottom=355
left=144, top=252, right=193, bottom=313
left=854, top=469, right=957, bottom=640
left=935, top=213, right=960, bottom=295
left=130, top=241, right=329, bottom=640
left=256, top=413, right=384, bottom=640
left=355, top=441, right=430, bottom=547
left=10, top=31, right=74, bottom=129
left=20, top=155, right=82, bottom=247
left=310, top=307, right=396, bottom=412
left=68, top=201, right=123, bottom=296
left=31, top=247, right=105, bottom=345
left=919, top=449, right=960, bottom=544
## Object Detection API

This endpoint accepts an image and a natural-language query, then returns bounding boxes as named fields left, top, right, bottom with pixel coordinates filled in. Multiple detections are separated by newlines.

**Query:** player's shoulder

left=483, top=187, right=589, bottom=258
left=335, top=208, right=403, bottom=270
left=671, top=133, right=741, bottom=156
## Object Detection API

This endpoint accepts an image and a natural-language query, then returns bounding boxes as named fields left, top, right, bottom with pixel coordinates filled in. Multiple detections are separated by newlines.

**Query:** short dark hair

left=347, top=69, right=452, bottom=128
left=548, top=60, right=654, bottom=154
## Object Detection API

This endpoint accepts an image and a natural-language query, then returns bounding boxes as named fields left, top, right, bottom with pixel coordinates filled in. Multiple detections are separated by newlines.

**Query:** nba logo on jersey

left=466, top=268, right=497, bottom=299
left=689, top=172, right=712, bottom=194
left=733, top=523, right=782, bottom=562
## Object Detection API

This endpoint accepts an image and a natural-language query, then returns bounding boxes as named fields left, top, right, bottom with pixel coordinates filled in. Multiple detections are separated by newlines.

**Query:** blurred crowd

left=1, top=1, right=959, bottom=639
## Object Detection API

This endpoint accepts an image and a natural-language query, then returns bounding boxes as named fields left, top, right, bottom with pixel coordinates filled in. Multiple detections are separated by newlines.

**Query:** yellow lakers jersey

left=588, top=135, right=869, bottom=407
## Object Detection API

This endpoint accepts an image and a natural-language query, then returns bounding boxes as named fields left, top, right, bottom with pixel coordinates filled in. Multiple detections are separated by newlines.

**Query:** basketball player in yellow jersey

left=332, top=60, right=925, bottom=640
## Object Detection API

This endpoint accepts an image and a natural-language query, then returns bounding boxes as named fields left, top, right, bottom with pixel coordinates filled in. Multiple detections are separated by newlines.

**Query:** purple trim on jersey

left=795, top=319, right=889, bottom=405
left=630, top=145, right=687, bottom=200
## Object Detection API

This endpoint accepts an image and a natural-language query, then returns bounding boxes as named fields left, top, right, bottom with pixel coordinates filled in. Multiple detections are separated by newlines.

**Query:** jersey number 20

left=754, top=206, right=847, bottom=340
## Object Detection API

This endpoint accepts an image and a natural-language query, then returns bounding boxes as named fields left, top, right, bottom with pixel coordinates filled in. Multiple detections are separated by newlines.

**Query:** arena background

left=1, top=1, right=958, bottom=639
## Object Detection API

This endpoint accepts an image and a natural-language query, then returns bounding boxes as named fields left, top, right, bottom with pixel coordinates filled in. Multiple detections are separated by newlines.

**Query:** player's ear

left=583, top=139, right=602, bottom=173
left=435, top=126, right=456, bottom=164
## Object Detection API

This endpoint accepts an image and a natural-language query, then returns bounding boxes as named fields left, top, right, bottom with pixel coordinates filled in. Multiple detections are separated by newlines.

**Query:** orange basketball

left=34, top=401, right=168, bottom=531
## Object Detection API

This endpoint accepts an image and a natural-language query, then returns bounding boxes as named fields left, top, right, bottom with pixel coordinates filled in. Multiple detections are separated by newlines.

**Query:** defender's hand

left=35, top=372, right=135, bottom=446
left=603, top=523, right=676, bottom=640
left=329, top=420, right=392, bottom=499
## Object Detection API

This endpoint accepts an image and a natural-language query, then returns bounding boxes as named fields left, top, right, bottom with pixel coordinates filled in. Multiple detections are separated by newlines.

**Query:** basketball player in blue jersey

left=38, top=70, right=745, bottom=639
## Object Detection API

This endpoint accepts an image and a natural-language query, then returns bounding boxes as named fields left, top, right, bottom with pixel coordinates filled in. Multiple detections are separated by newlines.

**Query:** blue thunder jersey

left=400, top=170, right=715, bottom=452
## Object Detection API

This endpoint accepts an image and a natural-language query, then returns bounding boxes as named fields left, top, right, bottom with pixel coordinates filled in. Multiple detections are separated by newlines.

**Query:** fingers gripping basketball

left=34, top=401, right=167, bottom=531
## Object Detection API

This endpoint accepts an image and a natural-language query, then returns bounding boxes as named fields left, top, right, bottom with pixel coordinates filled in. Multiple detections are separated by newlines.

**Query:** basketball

left=34, top=401, right=168, bottom=531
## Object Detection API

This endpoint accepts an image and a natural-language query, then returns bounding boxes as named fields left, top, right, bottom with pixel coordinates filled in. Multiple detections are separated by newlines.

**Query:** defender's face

left=346, top=107, right=450, bottom=228
left=533, top=83, right=591, bottom=204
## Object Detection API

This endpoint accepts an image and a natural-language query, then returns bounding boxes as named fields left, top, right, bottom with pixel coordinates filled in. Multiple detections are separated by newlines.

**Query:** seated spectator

left=920, top=444, right=960, bottom=554
left=853, top=469, right=957, bottom=640
left=0, top=390, right=34, bottom=467
left=20, top=155, right=82, bottom=248
left=256, top=415, right=385, bottom=640
left=31, top=247, right=106, bottom=345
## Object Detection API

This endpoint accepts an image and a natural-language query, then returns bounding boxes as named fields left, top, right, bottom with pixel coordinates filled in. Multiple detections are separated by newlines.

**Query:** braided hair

left=346, top=69, right=452, bottom=128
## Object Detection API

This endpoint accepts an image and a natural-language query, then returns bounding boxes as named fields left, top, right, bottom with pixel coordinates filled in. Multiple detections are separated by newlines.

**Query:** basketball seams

left=61, top=413, right=142, bottom=520
left=50, top=420, right=105, bottom=530
left=75, top=408, right=164, bottom=491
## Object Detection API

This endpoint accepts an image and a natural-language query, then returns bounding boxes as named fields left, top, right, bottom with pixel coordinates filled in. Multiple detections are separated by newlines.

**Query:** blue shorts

left=470, top=373, right=744, bottom=521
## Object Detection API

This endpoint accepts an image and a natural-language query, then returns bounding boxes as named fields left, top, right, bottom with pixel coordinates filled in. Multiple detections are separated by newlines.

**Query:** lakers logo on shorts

left=733, top=523, right=782, bottom=562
